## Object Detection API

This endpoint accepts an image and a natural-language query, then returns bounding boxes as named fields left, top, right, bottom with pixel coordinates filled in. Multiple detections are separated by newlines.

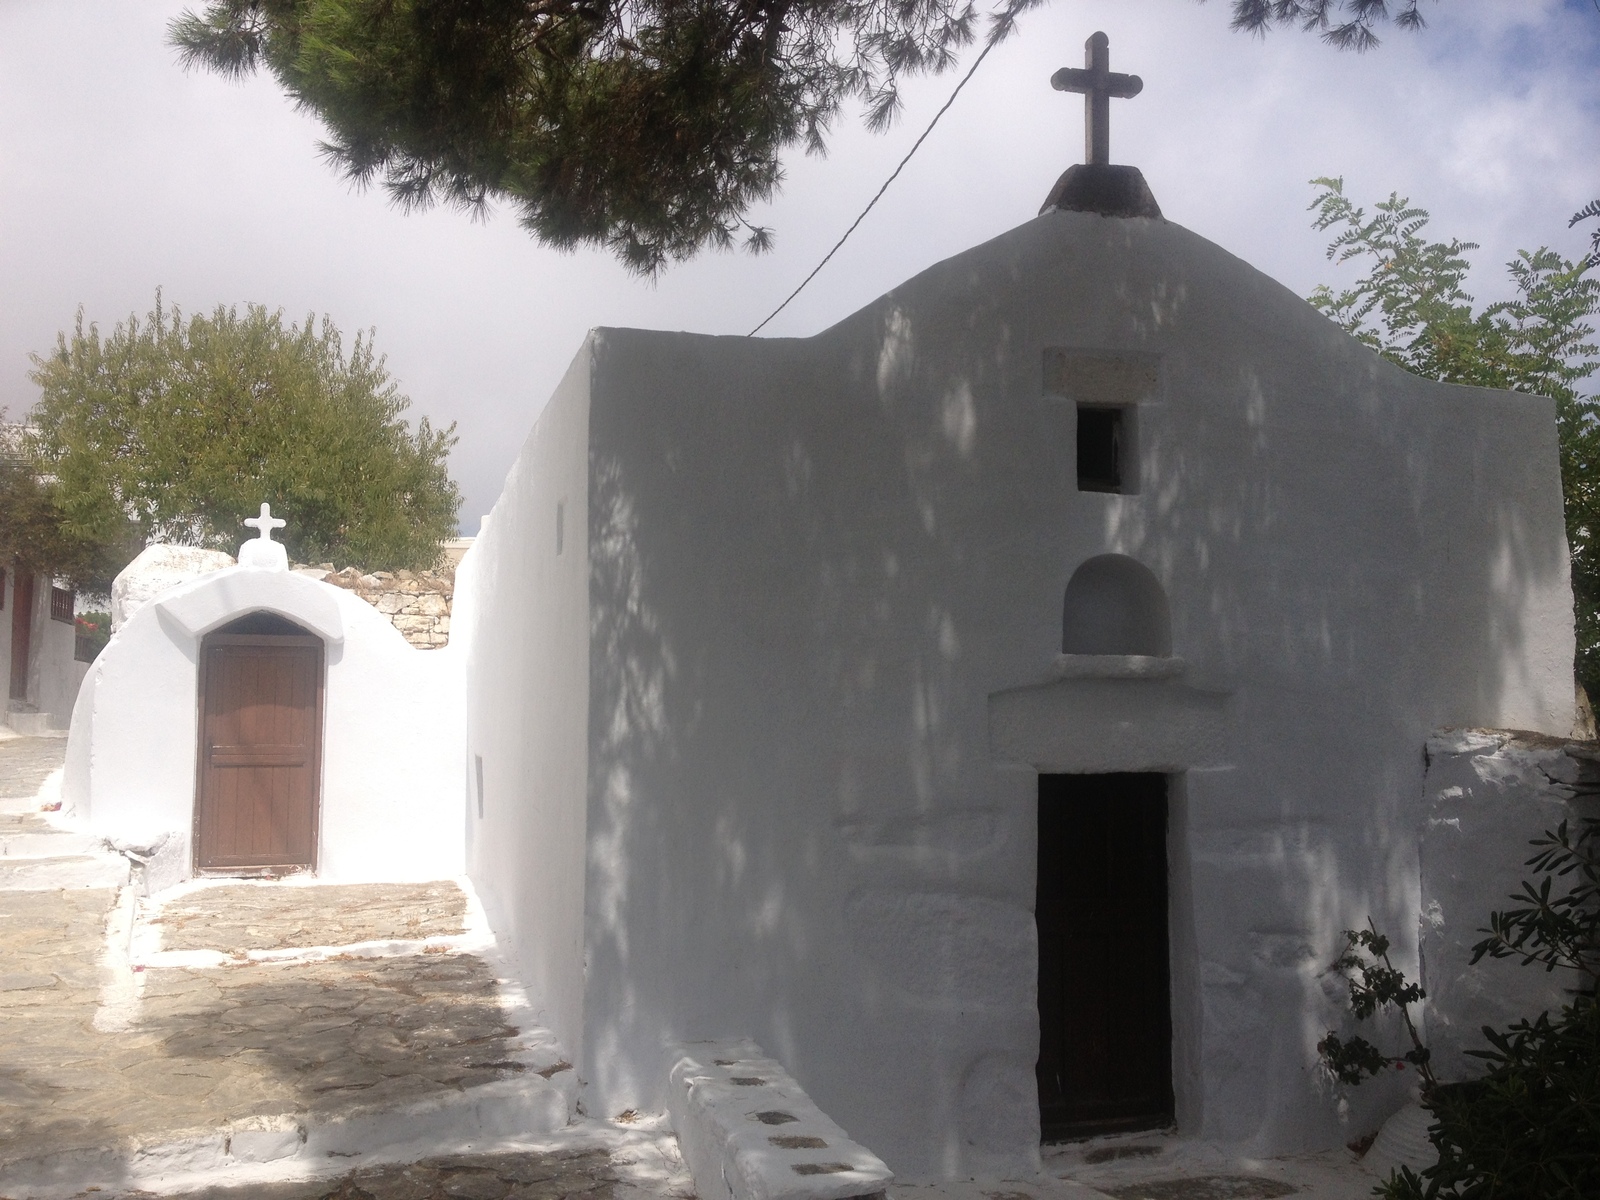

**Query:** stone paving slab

left=1, top=949, right=537, bottom=1167
left=0, top=737, right=68, bottom=801
left=154, top=883, right=468, bottom=953
left=24, top=1121, right=702, bottom=1200
left=0, top=856, right=128, bottom=891
left=0, top=886, right=123, bottom=1160
left=0, top=812, right=53, bottom=835
left=1040, top=1136, right=1382, bottom=1200
left=0, top=823, right=103, bottom=859
left=0, top=744, right=589, bottom=1195
left=80, top=1146, right=620, bottom=1200
left=0, top=804, right=562, bottom=1186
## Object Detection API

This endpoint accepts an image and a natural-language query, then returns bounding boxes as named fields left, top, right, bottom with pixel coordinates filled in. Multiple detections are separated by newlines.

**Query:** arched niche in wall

left=211, top=610, right=317, bottom=637
left=1061, top=554, right=1171, bottom=657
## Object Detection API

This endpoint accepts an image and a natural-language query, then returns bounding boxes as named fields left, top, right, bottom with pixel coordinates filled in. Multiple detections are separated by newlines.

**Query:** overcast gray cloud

left=3, top=0, right=1597, bottom=531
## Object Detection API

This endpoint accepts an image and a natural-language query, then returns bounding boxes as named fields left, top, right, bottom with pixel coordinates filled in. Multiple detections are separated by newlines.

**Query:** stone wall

left=308, top=567, right=455, bottom=649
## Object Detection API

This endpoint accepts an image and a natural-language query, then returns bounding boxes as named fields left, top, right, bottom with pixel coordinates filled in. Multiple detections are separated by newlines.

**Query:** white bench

left=667, top=1039, right=894, bottom=1200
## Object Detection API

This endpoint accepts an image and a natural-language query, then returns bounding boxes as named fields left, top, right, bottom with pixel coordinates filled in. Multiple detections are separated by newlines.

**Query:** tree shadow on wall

left=579, top=214, right=1576, bottom=1159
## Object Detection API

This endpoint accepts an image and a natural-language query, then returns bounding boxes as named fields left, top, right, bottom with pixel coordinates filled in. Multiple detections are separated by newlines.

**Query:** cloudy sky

left=3, top=0, right=1598, bottom=530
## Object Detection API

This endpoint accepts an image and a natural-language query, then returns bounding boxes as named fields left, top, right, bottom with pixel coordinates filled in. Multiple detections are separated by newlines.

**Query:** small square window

left=1077, top=406, right=1124, bottom=493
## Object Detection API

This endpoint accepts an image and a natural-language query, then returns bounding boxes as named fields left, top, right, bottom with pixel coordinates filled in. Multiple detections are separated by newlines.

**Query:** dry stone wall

left=298, top=565, right=455, bottom=649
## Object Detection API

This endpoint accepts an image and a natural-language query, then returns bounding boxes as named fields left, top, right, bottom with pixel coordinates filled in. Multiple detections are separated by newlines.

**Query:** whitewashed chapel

left=62, top=33, right=1583, bottom=1184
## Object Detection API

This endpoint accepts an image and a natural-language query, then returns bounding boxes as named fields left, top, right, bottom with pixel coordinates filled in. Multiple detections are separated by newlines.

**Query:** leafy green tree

left=0, top=421, right=141, bottom=594
left=1575, top=200, right=1600, bottom=269
left=167, top=0, right=1426, bottom=275
left=1306, top=178, right=1600, bottom=692
left=25, top=296, right=460, bottom=588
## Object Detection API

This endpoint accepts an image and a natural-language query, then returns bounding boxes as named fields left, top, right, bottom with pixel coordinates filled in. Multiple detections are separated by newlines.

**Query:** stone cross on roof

left=244, top=502, right=286, bottom=543
left=1051, top=31, right=1143, bottom=167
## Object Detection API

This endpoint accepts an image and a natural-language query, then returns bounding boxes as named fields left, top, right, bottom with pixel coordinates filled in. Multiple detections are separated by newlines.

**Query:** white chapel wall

left=457, top=206, right=1577, bottom=1176
left=454, top=343, right=593, bottom=1068
left=566, top=210, right=1575, bottom=1172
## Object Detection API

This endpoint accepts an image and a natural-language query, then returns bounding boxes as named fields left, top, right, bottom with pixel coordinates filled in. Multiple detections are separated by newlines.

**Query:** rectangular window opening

left=475, top=754, right=485, bottom=819
left=1076, top=406, right=1124, bottom=493
left=556, top=500, right=565, bottom=556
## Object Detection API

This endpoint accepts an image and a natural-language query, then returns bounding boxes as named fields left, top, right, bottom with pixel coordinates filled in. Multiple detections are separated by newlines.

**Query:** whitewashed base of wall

left=667, top=1040, right=893, bottom=1200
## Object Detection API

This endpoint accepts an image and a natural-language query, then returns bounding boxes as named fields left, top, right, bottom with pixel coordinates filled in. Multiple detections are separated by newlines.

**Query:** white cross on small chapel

left=239, top=501, right=290, bottom=570
left=1051, top=31, right=1143, bottom=167
left=244, top=502, right=287, bottom=543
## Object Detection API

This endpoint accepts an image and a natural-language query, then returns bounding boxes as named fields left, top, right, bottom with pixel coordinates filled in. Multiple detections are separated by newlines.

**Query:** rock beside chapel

left=111, top=544, right=236, bottom=632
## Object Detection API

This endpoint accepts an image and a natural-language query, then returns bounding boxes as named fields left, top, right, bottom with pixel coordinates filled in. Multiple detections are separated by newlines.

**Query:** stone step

left=4, top=711, right=66, bottom=736
left=0, top=831, right=102, bottom=859
left=0, top=854, right=128, bottom=891
left=668, top=1039, right=892, bottom=1200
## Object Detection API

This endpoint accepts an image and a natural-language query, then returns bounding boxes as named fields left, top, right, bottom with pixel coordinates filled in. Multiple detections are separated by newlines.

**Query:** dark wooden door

left=195, top=633, right=323, bottom=872
left=1036, top=772, right=1172, bottom=1140
left=9, top=570, right=34, bottom=701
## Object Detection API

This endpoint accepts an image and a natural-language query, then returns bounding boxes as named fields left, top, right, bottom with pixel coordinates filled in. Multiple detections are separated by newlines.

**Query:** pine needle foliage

left=166, top=0, right=1411, bottom=275
left=1306, top=178, right=1600, bottom=692
left=24, top=295, right=461, bottom=587
left=168, top=0, right=1044, bottom=276
left=1224, top=0, right=1432, bottom=51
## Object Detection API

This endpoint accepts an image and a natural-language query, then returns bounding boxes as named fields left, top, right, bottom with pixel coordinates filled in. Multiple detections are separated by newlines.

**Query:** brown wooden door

left=1036, top=772, right=1172, bottom=1140
left=9, top=570, right=34, bottom=701
left=195, top=632, right=323, bottom=872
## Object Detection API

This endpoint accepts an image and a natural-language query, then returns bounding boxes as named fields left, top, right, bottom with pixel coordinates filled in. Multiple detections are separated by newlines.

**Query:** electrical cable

left=747, top=37, right=1001, bottom=337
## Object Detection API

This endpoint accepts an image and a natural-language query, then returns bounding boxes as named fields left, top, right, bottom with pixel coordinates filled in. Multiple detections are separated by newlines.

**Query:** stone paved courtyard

left=1, top=874, right=548, bottom=1167
left=152, top=882, right=469, bottom=953
left=72, top=1144, right=663, bottom=1200
left=0, top=736, right=581, bottom=1194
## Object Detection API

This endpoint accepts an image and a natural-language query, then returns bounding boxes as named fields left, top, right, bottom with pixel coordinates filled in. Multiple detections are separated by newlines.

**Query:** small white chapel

left=61, top=31, right=1584, bottom=1184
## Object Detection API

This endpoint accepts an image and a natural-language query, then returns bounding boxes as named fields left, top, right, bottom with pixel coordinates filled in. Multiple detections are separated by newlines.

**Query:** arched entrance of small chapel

left=194, top=610, right=325, bottom=874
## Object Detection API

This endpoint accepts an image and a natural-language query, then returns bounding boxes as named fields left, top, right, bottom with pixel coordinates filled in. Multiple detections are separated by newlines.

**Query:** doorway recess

left=1036, top=771, right=1173, bottom=1140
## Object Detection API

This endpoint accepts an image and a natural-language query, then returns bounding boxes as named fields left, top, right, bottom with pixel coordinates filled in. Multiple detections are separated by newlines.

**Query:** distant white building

left=4, top=565, right=86, bottom=734
left=2, top=422, right=91, bottom=735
